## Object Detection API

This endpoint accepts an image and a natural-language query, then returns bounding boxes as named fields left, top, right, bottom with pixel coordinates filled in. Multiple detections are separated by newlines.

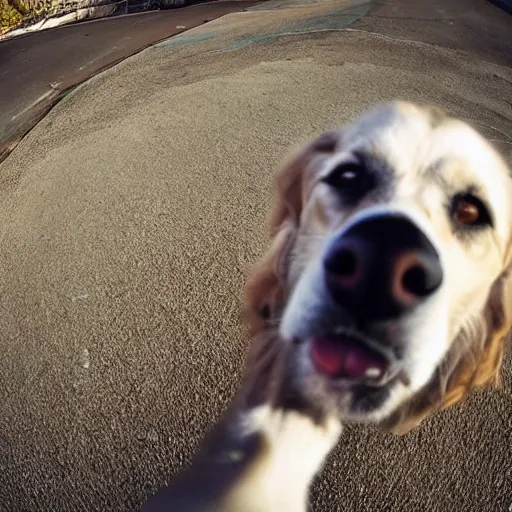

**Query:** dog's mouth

left=310, top=331, right=402, bottom=387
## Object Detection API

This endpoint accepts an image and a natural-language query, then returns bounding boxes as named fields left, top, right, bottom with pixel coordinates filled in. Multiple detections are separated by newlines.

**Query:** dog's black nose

left=324, top=213, right=443, bottom=321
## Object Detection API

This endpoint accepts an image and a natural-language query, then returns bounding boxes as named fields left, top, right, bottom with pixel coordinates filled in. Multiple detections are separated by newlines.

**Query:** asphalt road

left=0, top=0, right=259, bottom=160
left=0, top=0, right=511, bottom=511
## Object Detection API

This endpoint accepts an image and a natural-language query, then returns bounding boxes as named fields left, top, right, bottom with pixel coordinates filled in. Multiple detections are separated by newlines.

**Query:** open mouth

left=310, top=331, right=396, bottom=386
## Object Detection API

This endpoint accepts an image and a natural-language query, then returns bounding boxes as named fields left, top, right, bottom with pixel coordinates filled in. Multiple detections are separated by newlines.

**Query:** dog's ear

left=382, top=258, right=512, bottom=436
left=244, top=131, right=339, bottom=335
left=440, top=263, right=512, bottom=409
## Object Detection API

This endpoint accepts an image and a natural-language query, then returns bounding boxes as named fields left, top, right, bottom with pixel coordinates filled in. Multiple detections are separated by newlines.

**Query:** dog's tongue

left=311, top=336, right=387, bottom=380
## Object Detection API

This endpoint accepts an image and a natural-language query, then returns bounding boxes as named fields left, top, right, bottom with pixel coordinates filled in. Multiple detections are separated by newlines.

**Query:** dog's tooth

left=365, top=367, right=381, bottom=379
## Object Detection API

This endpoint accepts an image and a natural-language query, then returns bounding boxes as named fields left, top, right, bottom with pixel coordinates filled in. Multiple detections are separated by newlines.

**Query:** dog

left=145, top=102, right=512, bottom=511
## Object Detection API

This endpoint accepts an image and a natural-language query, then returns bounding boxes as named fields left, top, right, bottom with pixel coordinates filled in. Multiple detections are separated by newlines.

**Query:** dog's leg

left=145, top=405, right=340, bottom=512
left=226, top=406, right=341, bottom=512
left=144, top=335, right=341, bottom=512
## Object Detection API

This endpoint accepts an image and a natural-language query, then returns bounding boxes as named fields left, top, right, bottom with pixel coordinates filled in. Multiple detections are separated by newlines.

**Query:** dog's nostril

left=337, top=249, right=358, bottom=277
left=326, top=248, right=359, bottom=277
left=402, top=265, right=429, bottom=297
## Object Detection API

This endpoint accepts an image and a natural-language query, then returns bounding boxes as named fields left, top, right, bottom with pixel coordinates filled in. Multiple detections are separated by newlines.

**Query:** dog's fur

left=145, top=102, right=512, bottom=511
left=246, top=101, right=512, bottom=432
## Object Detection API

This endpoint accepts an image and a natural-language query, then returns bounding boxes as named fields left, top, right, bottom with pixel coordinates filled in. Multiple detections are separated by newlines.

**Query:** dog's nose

left=324, top=213, right=443, bottom=321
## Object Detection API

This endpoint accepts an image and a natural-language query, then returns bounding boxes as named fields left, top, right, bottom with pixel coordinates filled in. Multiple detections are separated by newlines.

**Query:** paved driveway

left=0, top=0, right=511, bottom=510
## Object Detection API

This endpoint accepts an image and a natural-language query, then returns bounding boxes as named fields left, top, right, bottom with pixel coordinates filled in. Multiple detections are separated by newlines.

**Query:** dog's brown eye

left=451, top=193, right=492, bottom=228
left=454, top=201, right=479, bottom=224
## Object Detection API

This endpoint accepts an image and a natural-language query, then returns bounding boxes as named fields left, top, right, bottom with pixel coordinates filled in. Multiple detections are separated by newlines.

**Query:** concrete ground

left=0, top=0, right=511, bottom=510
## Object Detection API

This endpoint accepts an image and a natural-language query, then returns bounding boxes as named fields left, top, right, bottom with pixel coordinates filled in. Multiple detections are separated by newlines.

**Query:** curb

left=488, top=0, right=512, bottom=14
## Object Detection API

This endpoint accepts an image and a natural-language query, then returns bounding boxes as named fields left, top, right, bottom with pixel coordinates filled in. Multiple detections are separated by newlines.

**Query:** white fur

left=223, top=406, right=341, bottom=512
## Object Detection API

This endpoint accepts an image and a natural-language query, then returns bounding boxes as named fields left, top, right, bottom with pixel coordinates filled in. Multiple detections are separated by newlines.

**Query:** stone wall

left=0, top=0, right=190, bottom=36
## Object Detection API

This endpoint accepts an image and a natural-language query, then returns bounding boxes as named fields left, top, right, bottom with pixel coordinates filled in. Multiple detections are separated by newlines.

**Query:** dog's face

left=245, top=102, right=512, bottom=432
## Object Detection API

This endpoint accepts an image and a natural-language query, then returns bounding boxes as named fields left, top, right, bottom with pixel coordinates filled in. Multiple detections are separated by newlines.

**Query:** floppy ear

left=382, top=258, right=512, bottom=436
left=244, top=131, right=339, bottom=336
left=440, top=263, right=512, bottom=409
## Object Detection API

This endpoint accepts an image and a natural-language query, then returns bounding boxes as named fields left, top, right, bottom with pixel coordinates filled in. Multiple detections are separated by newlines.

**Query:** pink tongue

left=311, top=336, right=386, bottom=380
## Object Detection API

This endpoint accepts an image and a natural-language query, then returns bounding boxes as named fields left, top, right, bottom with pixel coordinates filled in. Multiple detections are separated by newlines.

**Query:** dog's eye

left=451, top=193, right=492, bottom=228
left=323, top=162, right=374, bottom=200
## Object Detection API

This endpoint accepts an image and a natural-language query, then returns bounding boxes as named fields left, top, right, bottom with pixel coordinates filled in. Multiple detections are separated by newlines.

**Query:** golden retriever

left=145, top=102, right=512, bottom=512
